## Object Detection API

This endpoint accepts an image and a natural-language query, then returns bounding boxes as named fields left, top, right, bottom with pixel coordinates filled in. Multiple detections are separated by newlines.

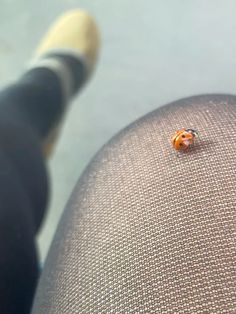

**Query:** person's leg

left=1, top=9, right=99, bottom=158
left=0, top=10, right=99, bottom=313
left=32, top=94, right=236, bottom=313
left=0, top=123, right=46, bottom=314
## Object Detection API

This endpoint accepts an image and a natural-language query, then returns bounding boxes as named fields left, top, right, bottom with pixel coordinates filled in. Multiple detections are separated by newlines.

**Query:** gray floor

left=1, top=0, right=236, bottom=261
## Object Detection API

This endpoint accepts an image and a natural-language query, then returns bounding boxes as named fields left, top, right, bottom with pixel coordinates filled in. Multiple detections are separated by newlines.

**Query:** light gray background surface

left=1, top=0, right=236, bottom=261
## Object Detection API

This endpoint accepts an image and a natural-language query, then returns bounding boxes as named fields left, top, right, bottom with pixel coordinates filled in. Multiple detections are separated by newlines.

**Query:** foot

left=29, top=10, right=100, bottom=157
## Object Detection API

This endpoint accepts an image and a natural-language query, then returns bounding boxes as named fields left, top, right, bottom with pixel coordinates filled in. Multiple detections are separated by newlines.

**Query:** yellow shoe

left=29, top=10, right=100, bottom=157
left=35, top=10, right=100, bottom=76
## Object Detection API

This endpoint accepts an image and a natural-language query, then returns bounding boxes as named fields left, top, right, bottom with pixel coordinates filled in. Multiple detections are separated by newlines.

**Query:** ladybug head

left=186, top=129, right=199, bottom=138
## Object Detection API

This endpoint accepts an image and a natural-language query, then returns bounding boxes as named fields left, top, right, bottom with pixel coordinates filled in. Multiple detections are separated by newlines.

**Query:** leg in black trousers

left=0, top=69, right=54, bottom=313
left=0, top=120, right=47, bottom=314
left=0, top=9, right=99, bottom=313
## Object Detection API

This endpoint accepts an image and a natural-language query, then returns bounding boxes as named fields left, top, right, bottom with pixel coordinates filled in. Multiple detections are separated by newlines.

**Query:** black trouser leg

left=0, top=67, right=63, bottom=313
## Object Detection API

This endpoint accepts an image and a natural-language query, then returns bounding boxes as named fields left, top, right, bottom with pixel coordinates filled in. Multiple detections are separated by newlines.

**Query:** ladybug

left=171, top=128, right=199, bottom=151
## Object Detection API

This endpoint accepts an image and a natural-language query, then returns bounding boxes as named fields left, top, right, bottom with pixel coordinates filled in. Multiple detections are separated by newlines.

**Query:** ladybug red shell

left=172, top=128, right=199, bottom=151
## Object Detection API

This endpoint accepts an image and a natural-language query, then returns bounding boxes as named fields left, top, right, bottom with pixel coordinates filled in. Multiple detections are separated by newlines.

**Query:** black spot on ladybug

left=182, top=135, right=185, bottom=138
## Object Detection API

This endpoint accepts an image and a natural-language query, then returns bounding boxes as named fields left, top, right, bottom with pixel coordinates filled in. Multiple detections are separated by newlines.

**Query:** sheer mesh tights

left=33, top=94, right=236, bottom=314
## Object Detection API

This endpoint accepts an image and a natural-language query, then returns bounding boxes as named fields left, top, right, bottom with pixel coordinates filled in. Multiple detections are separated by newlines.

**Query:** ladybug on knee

left=171, top=128, right=199, bottom=151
